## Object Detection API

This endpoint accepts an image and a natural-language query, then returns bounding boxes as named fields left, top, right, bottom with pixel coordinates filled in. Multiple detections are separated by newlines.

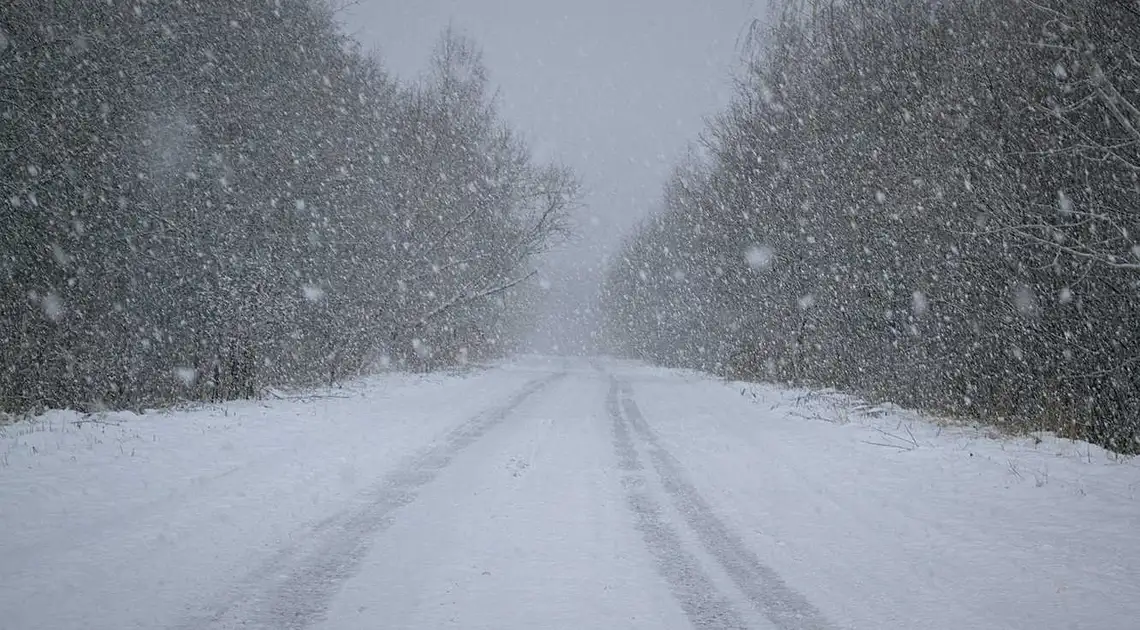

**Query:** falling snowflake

left=51, top=243, right=70, bottom=267
left=174, top=367, right=198, bottom=387
left=1013, top=284, right=1038, bottom=317
left=0, top=27, right=10, bottom=53
left=1059, top=287, right=1073, bottom=304
left=764, top=358, right=777, bottom=375
left=911, top=291, right=928, bottom=316
left=1057, top=190, right=1074, bottom=214
left=294, top=199, right=306, bottom=212
left=301, top=285, right=325, bottom=302
left=757, top=81, right=775, bottom=106
left=875, top=190, right=887, bottom=204
left=797, top=293, right=815, bottom=310
left=745, top=245, right=774, bottom=270
left=42, top=292, right=64, bottom=322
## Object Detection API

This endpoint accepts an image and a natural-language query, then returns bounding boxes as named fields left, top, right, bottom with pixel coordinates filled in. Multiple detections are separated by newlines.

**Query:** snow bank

left=631, top=375, right=1140, bottom=630
left=0, top=367, right=535, bottom=630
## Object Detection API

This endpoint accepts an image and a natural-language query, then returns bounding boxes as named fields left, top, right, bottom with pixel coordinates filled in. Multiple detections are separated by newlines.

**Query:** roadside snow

left=626, top=366, right=1140, bottom=630
left=0, top=367, right=538, bottom=630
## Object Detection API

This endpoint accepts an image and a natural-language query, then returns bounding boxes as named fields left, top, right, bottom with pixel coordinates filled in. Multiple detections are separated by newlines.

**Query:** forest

left=4, top=0, right=1138, bottom=454
left=1, top=1, right=576, bottom=411
left=602, top=0, right=1140, bottom=452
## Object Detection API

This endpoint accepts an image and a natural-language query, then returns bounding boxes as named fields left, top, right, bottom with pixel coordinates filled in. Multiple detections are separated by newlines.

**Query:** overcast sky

left=340, top=0, right=765, bottom=350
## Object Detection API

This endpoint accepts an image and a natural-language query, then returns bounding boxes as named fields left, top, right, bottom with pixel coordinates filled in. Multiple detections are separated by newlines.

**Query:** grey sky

left=340, top=1, right=764, bottom=350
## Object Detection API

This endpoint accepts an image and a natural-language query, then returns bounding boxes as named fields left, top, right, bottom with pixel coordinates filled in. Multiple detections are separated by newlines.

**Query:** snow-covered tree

left=602, top=0, right=1139, bottom=452
left=0, top=3, right=576, bottom=411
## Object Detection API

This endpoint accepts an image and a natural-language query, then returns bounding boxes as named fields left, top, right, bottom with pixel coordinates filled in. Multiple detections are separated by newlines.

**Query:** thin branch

left=862, top=440, right=912, bottom=451
left=399, top=254, right=493, bottom=284
left=1095, top=82, right=1140, bottom=146
left=1010, top=228, right=1140, bottom=271
left=416, top=270, right=537, bottom=326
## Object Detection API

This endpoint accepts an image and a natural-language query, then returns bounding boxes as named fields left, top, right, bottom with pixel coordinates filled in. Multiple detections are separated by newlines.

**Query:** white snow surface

left=2, top=356, right=1138, bottom=630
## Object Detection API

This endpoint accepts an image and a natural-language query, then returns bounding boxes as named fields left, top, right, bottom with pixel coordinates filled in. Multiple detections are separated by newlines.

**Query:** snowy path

left=2, top=357, right=1138, bottom=629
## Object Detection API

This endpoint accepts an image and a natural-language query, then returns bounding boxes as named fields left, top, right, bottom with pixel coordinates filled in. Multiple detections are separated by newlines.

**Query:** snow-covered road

left=3, top=357, right=1138, bottom=629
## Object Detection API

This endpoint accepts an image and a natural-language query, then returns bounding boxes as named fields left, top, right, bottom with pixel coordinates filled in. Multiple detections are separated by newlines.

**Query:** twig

left=416, top=271, right=537, bottom=325
left=874, top=426, right=918, bottom=447
left=266, top=392, right=354, bottom=401
left=903, top=423, right=918, bottom=447
left=862, top=440, right=912, bottom=451
left=71, top=417, right=122, bottom=427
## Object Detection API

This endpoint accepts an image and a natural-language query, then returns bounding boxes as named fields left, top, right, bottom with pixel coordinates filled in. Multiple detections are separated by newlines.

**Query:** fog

left=342, top=0, right=764, bottom=353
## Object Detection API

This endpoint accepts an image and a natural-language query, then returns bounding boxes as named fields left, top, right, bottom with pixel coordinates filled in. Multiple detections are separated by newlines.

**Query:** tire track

left=178, top=372, right=564, bottom=630
left=615, top=378, right=838, bottom=630
left=607, top=379, right=750, bottom=630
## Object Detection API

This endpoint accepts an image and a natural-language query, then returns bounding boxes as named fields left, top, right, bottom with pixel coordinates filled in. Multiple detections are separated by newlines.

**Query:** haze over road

left=340, top=1, right=765, bottom=352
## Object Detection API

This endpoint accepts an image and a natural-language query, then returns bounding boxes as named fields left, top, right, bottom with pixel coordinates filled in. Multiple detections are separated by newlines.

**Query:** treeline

left=1, top=1, right=576, bottom=412
left=602, top=0, right=1139, bottom=452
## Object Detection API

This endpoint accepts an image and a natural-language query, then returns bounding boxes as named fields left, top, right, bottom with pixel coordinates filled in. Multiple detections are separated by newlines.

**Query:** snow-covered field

left=2, top=356, right=1137, bottom=629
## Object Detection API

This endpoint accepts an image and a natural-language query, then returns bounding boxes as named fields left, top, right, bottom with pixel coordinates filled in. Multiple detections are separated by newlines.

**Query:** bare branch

left=416, top=271, right=538, bottom=326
